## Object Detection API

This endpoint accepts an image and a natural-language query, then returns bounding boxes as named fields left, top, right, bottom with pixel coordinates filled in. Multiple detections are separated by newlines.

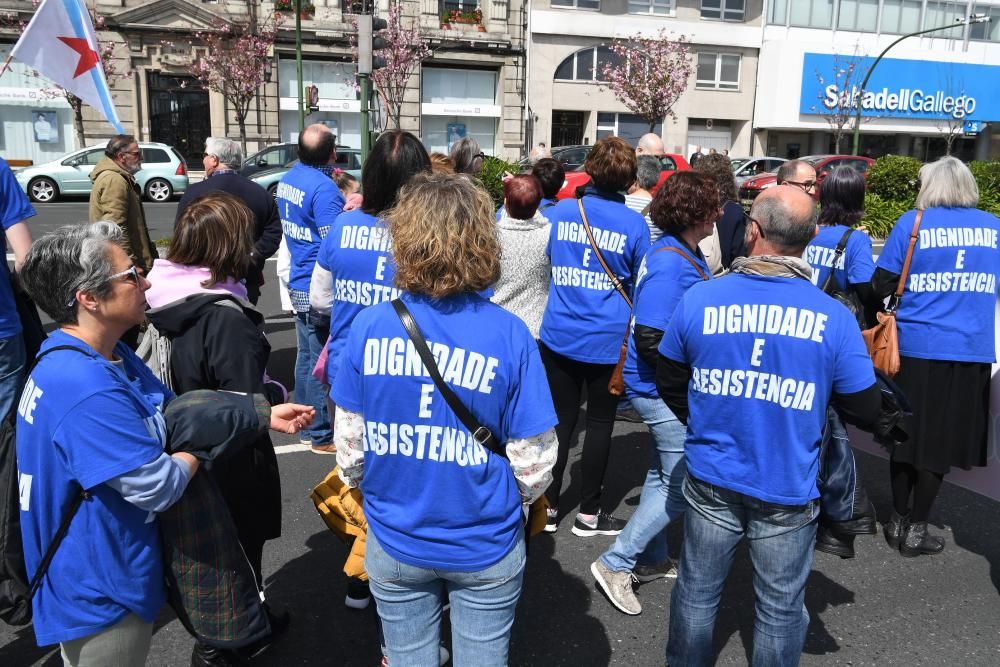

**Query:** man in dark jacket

left=175, top=138, right=281, bottom=303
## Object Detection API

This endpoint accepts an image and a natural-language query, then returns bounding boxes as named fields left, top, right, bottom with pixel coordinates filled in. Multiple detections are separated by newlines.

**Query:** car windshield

left=730, top=158, right=749, bottom=170
left=800, top=156, right=827, bottom=167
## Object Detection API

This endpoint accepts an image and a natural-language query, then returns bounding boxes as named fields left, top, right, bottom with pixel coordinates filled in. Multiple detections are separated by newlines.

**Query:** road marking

left=275, top=443, right=313, bottom=455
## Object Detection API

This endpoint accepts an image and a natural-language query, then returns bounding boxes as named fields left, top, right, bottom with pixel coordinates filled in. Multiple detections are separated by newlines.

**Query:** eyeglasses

left=473, top=152, right=486, bottom=160
left=202, top=152, right=218, bottom=159
left=123, top=149, right=141, bottom=157
left=65, top=265, right=143, bottom=308
left=108, top=265, right=142, bottom=287
left=782, top=179, right=817, bottom=192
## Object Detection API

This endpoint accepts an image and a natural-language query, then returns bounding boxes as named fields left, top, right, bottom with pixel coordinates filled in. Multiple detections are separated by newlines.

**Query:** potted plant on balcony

left=440, top=7, right=485, bottom=31
left=275, top=0, right=315, bottom=19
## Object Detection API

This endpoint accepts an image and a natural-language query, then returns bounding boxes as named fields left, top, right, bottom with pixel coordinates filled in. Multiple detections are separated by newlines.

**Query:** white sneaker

left=591, top=560, right=641, bottom=615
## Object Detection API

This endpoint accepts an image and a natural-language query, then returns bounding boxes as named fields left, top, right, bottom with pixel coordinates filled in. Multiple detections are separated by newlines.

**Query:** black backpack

left=0, top=346, right=89, bottom=626
left=820, top=228, right=867, bottom=330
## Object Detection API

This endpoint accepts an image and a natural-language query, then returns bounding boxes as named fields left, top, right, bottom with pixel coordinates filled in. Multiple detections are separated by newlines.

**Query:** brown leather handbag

left=577, top=199, right=632, bottom=395
left=861, top=210, right=922, bottom=378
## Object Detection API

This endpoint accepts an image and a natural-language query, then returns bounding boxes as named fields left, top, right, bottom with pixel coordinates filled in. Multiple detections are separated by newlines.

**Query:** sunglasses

left=65, top=265, right=143, bottom=308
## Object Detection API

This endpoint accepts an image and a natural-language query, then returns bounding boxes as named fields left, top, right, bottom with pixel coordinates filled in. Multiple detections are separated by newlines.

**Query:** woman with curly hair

left=591, top=171, right=718, bottom=616
left=330, top=172, right=558, bottom=665
left=695, top=152, right=745, bottom=270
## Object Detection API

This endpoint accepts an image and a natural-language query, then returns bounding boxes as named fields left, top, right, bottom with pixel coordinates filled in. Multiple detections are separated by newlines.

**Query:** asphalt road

left=0, top=202, right=997, bottom=666
left=23, top=200, right=179, bottom=244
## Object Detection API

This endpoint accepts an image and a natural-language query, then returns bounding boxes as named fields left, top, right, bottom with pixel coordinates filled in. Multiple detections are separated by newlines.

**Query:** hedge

left=479, top=155, right=522, bottom=209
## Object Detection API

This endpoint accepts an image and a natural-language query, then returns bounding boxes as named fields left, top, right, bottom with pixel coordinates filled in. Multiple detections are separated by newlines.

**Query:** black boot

left=815, top=523, right=856, bottom=559
left=883, top=510, right=909, bottom=550
left=899, top=521, right=945, bottom=557
left=191, top=643, right=249, bottom=667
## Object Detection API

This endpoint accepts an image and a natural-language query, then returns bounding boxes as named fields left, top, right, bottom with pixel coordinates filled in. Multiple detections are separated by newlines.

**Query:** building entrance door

left=552, top=110, right=584, bottom=147
left=147, top=72, right=210, bottom=166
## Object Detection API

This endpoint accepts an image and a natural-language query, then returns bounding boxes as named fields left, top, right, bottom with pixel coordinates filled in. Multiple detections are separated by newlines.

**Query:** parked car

left=251, top=147, right=362, bottom=196
left=731, top=156, right=787, bottom=186
left=738, top=154, right=875, bottom=207
left=240, top=142, right=298, bottom=178
left=518, top=144, right=592, bottom=171
left=555, top=153, right=691, bottom=200
left=13, top=143, right=189, bottom=203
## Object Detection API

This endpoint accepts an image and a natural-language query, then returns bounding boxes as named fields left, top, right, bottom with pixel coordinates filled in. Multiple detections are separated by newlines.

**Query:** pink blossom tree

left=600, top=28, right=693, bottom=133
left=187, top=12, right=283, bottom=153
left=352, top=3, right=430, bottom=130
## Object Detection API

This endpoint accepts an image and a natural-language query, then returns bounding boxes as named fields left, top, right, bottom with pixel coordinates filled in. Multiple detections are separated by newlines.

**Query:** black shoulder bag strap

left=390, top=299, right=506, bottom=461
left=24, top=345, right=92, bottom=598
left=577, top=199, right=632, bottom=309
left=820, top=227, right=855, bottom=295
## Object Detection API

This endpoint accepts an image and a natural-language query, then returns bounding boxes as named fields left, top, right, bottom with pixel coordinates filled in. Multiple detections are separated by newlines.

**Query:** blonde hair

left=916, top=156, right=979, bottom=209
left=386, top=172, right=500, bottom=298
left=429, top=152, right=455, bottom=174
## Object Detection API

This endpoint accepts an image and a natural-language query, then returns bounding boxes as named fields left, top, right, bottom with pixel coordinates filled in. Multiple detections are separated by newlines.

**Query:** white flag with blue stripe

left=10, top=0, right=125, bottom=133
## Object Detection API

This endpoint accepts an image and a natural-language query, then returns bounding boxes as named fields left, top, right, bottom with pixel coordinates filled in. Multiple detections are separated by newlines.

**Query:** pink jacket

left=145, top=259, right=248, bottom=309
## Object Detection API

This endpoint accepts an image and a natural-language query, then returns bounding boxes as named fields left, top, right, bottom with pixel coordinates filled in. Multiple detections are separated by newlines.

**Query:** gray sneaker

left=634, top=559, right=678, bottom=582
left=591, top=560, right=641, bottom=615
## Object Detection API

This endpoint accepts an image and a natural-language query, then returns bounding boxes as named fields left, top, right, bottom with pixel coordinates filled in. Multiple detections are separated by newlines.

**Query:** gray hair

left=776, top=159, right=811, bottom=184
left=751, top=194, right=818, bottom=254
left=450, top=137, right=483, bottom=175
left=105, top=134, right=137, bottom=159
left=20, top=222, right=123, bottom=325
left=916, top=156, right=979, bottom=209
left=205, top=137, right=244, bottom=170
left=636, top=156, right=661, bottom=190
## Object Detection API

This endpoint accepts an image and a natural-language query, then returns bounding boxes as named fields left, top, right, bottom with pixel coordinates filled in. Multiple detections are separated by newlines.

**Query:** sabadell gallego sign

left=799, top=52, right=999, bottom=121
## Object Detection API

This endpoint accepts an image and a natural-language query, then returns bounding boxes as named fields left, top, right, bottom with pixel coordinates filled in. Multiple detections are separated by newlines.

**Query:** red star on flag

left=57, top=36, right=99, bottom=78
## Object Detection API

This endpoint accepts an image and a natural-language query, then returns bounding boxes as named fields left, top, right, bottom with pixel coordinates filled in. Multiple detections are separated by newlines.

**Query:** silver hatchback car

left=14, top=142, right=189, bottom=203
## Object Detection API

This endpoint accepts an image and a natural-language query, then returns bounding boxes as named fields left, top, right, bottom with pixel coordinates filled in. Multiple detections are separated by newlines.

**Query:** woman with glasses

left=538, top=136, right=651, bottom=535
left=450, top=136, right=485, bottom=176
left=873, top=156, right=1000, bottom=558
left=591, top=171, right=716, bottom=615
left=15, top=222, right=312, bottom=665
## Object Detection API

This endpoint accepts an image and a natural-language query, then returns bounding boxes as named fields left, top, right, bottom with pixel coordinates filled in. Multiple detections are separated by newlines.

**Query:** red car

left=556, top=153, right=691, bottom=200
left=738, top=154, right=874, bottom=207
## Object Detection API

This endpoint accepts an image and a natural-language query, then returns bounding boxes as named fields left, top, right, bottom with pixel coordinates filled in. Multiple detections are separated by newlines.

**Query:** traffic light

left=357, top=14, right=388, bottom=75
left=371, top=17, right=388, bottom=71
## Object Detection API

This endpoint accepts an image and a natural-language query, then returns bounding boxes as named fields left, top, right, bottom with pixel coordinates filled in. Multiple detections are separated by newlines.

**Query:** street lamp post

left=851, top=14, right=991, bottom=156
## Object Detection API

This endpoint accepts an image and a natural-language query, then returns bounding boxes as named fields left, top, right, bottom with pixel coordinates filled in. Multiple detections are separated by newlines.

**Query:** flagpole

left=0, top=54, right=13, bottom=79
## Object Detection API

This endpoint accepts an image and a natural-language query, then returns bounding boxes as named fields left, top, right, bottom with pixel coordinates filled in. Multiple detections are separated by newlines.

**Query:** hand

left=270, top=403, right=316, bottom=434
left=501, top=171, right=514, bottom=183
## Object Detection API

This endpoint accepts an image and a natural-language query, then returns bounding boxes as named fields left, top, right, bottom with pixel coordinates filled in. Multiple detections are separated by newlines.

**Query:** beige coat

left=89, top=156, right=156, bottom=271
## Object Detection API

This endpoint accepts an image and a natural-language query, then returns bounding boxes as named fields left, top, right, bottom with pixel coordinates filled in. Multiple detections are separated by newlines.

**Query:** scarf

left=729, top=255, right=813, bottom=281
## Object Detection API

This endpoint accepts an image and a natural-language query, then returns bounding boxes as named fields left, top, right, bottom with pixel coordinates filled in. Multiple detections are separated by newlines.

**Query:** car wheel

left=267, top=183, right=278, bottom=198
left=28, top=177, right=58, bottom=203
left=145, top=178, right=173, bottom=202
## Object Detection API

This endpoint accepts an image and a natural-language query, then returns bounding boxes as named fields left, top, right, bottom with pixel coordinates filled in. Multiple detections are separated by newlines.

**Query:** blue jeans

left=294, top=311, right=331, bottom=444
left=600, top=395, right=686, bottom=571
left=667, top=475, right=819, bottom=667
left=366, top=530, right=526, bottom=667
left=0, top=333, right=25, bottom=421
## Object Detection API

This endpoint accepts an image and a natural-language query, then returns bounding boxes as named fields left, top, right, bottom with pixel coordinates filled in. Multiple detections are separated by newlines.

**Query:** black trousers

left=539, top=342, right=620, bottom=515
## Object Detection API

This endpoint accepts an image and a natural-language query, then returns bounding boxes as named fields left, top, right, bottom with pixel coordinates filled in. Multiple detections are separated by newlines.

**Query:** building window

left=441, top=0, right=479, bottom=11
left=970, top=5, right=1000, bottom=41
left=880, top=0, right=922, bottom=34
left=554, top=46, right=620, bottom=83
left=628, top=0, right=673, bottom=16
left=923, top=1, right=968, bottom=39
left=837, top=0, right=878, bottom=31
left=421, top=67, right=499, bottom=155
left=596, top=112, right=662, bottom=146
left=701, top=0, right=744, bottom=21
left=788, top=0, right=833, bottom=28
left=551, top=0, right=600, bottom=9
left=695, top=52, right=740, bottom=91
left=767, top=0, right=787, bottom=24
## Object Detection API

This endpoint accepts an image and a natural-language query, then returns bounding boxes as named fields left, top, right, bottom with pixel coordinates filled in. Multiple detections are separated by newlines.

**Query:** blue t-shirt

left=876, top=207, right=1000, bottom=363
left=0, top=157, right=35, bottom=338
left=277, top=163, right=345, bottom=294
left=803, top=225, right=875, bottom=292
left=16, top=331, right=172, bottom=646
left=539, top=191, right=650, bottom=363
left=317, top=210, right=400, bottom=385
left=658, top=274, right=875, bottom=505
left=623, top=235, right=712, bottom=400
left=330, top=292, right=557, bottom=571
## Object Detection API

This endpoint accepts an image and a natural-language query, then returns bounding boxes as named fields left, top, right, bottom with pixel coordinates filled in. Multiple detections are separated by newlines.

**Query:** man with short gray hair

left=175, top=137, right=281, bottom=303
left=656, top=185, right=881, bottom=664
left=624, top=155, right=662, bottom=241
left=776, top=159, right=818, bottom=197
